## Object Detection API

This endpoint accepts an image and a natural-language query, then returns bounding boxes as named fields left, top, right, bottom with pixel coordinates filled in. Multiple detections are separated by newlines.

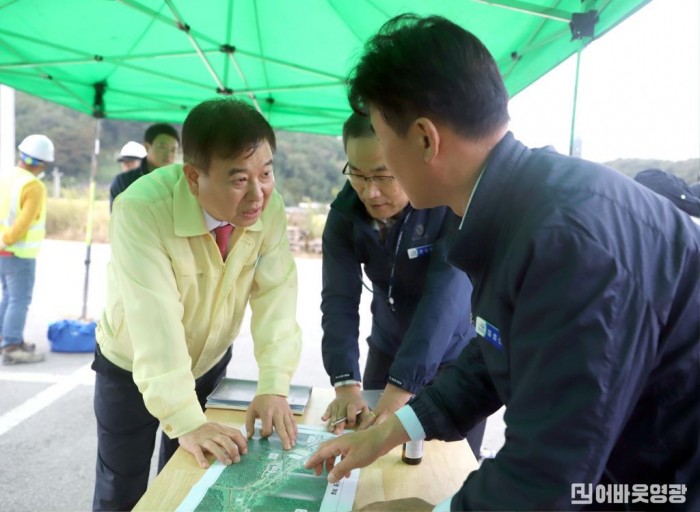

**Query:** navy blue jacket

left=410, top=133, right=700, bottom=510
left=321, top=182, right=475, bottom=393
left=109, top=158, right=148, bottom=211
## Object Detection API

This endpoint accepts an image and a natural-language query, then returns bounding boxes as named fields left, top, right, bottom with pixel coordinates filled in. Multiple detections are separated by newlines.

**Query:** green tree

left=15, top=91, right=347, bottom=205
left=604, top=158, right=700, bottom=185
left=18, top=90, right=697, bottom=205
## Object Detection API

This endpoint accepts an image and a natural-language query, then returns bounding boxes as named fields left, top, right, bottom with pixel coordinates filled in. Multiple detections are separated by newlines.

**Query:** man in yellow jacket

left=0, top=134, right=53, bottom=365
left=92, top=98, right=303, bottom=511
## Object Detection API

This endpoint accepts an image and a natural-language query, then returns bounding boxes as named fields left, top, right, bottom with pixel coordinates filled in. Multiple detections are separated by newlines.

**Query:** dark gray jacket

left=321, top=182, right=475, bottom=393
left=410, top=133, right=700, bottom=510
left=109, top=158, right=148, bottom=210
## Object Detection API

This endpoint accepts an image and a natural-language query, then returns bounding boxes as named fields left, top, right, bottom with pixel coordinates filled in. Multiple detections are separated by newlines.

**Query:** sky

left=508, top=0, right=700, bottom=163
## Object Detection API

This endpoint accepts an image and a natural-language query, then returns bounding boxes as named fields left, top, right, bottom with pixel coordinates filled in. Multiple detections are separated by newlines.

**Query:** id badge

left=407, top=244, right=433, bottom=260
left=475, top=316, right=503, bottom=350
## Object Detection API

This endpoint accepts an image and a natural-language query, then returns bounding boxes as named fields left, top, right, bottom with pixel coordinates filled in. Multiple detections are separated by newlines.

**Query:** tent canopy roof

left=0, top=0, right=649, bottom=135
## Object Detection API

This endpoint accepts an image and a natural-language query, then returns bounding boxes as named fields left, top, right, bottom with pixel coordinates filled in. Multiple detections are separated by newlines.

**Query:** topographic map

left=177, top=424, right=358, bottom=512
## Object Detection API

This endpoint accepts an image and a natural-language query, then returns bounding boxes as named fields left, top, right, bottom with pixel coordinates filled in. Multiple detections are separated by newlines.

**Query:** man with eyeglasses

left=306, top=14, right=699, bottom=511
left=109, top=122, right=181, bottom=210
left=319, top=112, right=485, bottom=458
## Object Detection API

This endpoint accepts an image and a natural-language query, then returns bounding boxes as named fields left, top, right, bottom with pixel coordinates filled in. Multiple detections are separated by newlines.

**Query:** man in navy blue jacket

left=109, top=123, right=180, bottom=210
left=307, top=14, right=699, bottom=511
left=320, top=113, right=484, bottom=457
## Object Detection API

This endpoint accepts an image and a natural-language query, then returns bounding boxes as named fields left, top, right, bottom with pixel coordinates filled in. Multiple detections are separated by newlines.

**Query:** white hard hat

left=18, top=134, right=55, bottom=163
left=118, top=141, right=147, bottom=161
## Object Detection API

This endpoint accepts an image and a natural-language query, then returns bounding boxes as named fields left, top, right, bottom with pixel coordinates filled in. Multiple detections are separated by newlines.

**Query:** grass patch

left=46, top=198, right=110, bottom=243
left=45, top=197, right=326, bottom=255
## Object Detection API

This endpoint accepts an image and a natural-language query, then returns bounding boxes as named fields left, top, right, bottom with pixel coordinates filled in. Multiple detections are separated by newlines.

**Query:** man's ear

left=183, top=163, right=200, bottom=195
left=413, top=117, right=440, bottom=163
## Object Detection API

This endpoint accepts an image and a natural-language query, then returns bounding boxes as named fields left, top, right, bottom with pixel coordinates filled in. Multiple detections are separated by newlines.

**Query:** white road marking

left=0, top=371, right=68, bottom=383
left=0, top=363, right=94, bottom=437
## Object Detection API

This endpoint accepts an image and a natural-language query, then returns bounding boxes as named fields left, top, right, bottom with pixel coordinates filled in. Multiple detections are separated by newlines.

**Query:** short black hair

left=348, top=14, right=510, bottom=139
left=342, top=112, right=374, bottom=150
left=144, top=123, right=180, bottom=144
left=182, top=99, right=276, bottom=173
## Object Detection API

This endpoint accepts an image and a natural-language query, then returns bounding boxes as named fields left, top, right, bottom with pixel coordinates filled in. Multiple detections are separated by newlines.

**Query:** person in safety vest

left=0, top=134, right=54, bottom=365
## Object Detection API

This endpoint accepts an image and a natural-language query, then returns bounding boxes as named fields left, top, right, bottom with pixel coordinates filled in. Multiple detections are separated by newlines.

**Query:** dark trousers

left=91, top=345, right=231, bottom=511
left=363, top=343, right=487, bottom=459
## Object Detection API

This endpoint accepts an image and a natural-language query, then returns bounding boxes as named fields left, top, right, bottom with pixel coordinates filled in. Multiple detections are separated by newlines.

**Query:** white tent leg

left=568, top=40, right=584, bottom=157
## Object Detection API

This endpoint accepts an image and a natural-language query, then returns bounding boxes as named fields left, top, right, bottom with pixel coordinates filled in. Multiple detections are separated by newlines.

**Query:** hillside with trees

left=603, top=158, right=699, bottom=184
left=14, top=91, right=346, bottom=206
left=12, top=90, right=700, bottom=206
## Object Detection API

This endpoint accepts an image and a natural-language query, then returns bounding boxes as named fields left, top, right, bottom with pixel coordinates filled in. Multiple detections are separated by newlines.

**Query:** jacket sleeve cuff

left=330, top=370, right=362, bottom=386
left=159, top=400, right=207, bottom=439
left=256, top=369, right=292, bottom=396
left=334, top=379, right=361, bottom=388
left=407, top=393, right=442, bottom=440
left=395, top=405, right=426, bottom=441
left=387, top=373, right=423, bottom=394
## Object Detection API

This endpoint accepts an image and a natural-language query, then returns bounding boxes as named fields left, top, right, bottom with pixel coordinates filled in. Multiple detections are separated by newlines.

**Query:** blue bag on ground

left=47, top=319, right=96, bottom=353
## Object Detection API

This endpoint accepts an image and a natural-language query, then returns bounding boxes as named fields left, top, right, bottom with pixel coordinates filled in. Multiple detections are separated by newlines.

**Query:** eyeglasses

left=153, top=142, right=179, bottom=153
left=342, top=163, right=396, bottom=188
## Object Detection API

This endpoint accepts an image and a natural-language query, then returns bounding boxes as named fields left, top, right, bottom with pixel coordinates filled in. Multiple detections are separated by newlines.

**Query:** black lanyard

left=386, top=210, right=412, bottom=313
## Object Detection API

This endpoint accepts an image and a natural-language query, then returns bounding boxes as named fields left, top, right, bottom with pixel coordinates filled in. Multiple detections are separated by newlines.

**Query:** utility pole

left=52, top=166, right=63, bottom=197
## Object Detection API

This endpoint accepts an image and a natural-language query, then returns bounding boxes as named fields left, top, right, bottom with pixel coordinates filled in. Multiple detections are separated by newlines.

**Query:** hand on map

left=322, top=385, right=370, bottom=434
left=179, top=421, right=248, bottom=469
left=305, top=415, right=410, bottom=483
left=359, top=498, right=434, bottom=511
left=246, top=394, right=298, bottom=450
left=357, top=383, right=412, bottom=430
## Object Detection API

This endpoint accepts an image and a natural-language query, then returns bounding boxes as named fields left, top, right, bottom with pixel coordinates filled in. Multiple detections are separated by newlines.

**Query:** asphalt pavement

left=0, top=239, right=504, bottom=512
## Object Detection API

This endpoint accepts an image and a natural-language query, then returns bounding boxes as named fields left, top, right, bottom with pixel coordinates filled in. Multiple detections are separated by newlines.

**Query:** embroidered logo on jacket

left=387, top=375, right=403, bottom=387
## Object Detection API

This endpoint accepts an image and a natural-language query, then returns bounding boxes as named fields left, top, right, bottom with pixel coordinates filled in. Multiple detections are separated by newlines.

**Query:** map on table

left=176, top=424, right=358, bottom=512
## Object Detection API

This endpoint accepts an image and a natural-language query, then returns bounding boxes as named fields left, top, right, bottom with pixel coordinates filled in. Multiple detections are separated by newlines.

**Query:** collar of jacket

left=447, top=132, right=531, bottom=275
left=172, top=171, right=263, bottom=238
left=138, top=157, right=150, bottom=176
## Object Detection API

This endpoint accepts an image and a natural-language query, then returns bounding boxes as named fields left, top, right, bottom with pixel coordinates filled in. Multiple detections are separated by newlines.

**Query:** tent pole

left=80, top=81, right=106, bottom=320
left=567, top=8, right=598, bottom=157
left=568, top=40, right=584, bottom=157
left=81, top=116, right=101, bottom=320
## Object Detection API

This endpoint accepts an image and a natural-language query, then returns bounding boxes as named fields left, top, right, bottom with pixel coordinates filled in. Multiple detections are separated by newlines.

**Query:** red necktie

left=214, top=224, right=234, bottom=259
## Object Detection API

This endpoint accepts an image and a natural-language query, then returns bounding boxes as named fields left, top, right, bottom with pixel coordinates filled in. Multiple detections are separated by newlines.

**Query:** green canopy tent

left=0, top=0, right=650, bottom=133
left=0, top=0, right=650, bottom=319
